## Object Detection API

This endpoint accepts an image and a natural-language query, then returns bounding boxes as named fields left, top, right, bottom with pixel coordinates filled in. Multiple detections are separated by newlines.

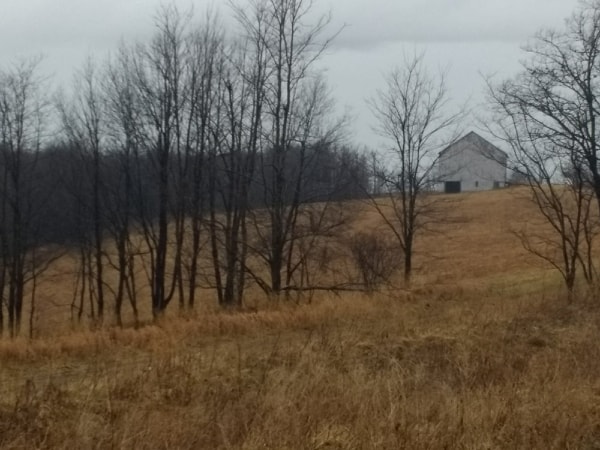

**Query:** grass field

left=2, top=187, right=600, bottom=449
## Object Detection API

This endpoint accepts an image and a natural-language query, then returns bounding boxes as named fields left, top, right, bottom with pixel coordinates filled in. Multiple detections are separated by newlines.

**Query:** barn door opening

left=444, top=181, right=461, bottom=194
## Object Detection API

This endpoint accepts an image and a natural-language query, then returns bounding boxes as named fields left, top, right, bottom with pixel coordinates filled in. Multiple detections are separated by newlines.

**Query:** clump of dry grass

left=2, top=292, right=600, bottom=449
left=2, top=187, right=600, bottom=448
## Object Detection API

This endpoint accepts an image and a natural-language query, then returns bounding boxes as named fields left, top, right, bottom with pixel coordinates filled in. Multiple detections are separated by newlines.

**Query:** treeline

left=0, top=1, right=371, bottom=337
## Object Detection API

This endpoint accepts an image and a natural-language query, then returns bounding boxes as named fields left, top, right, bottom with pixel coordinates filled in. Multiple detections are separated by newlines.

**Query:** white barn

left=436, top=131, right=508, bottom=193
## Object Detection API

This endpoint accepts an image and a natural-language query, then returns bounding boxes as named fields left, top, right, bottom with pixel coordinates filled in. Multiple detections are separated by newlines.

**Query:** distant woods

left=5, top=0, right=600, bottom=338
left=0, top=1, right=372, bottom=336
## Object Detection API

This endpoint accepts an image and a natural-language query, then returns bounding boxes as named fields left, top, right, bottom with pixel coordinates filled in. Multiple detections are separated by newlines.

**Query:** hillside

left=2, top=187, right=600, bottom=449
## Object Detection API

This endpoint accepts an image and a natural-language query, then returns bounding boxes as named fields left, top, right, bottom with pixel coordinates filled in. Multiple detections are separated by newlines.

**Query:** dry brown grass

left=3, top=186, right=600, bottom=449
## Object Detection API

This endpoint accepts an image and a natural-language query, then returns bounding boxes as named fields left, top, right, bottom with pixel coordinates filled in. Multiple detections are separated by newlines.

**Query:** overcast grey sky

left=0, top=0, right=582, bottom=146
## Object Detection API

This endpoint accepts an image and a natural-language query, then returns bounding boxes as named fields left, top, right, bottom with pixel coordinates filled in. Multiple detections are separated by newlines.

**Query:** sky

left=0, top=0, right=583, bottom=148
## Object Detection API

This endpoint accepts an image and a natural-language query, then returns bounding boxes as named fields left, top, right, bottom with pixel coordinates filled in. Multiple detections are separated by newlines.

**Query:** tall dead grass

left=3, top=291, right=600, bottom=448
left=2, top=187, right=600, bottom=448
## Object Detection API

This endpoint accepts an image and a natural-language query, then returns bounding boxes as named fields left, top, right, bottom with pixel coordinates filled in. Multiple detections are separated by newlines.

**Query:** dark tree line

left=0, top=1, right=372, bottom=336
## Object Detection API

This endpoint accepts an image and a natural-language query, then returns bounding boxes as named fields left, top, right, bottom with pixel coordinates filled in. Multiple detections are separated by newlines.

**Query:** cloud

left=0, top=0, right=579, bottom=58
left=329, top=0, right=578, bottom=50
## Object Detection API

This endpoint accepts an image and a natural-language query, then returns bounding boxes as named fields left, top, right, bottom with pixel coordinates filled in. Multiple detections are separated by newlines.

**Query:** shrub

left=349, top=231, right=401, bottom=291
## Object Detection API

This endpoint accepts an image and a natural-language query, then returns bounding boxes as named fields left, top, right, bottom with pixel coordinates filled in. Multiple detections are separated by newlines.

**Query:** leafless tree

left=57, top=59, right=107, bottom=323
left=487, top=0, right=600, bottom=296
left=126, top=5, right=200, bottom=316
left=0, top=58, right=51, bottom=336
left=206, top=34, right=266, bottom=308
left=229, top=0, right=347, bottom=299
left=103, top=45, right=145, bottom=326
left=368, top=53, right=463, bottom=284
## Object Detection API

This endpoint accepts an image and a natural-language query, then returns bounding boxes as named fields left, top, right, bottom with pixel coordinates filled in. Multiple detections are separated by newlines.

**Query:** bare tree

left=229, top=0, right=346, bottom=298
left=501, top=135, right=597, bottom=297
left=127, top=5, right=200, bottom=316
left=103, top=45, right=145, bottom=326
left=57, top=59, right=108, bottom=323
left=368, top=53, right=463, bottom=284
left=0, top=58, right=51, bottom=336
left=487, top=0, right=600, bottom=296
left=207, top=34, right=266, bottom=308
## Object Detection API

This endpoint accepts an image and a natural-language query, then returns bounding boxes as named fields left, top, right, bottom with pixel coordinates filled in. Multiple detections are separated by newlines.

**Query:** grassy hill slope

left=2, top=187, right=599, bottom=449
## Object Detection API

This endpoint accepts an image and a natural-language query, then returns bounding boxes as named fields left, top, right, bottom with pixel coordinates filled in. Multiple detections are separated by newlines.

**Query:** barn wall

left=437, top=135, right=506, bottom=192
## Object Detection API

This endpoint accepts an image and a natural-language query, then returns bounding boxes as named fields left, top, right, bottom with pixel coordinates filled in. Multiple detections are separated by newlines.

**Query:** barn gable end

left=437, top=131, right=507, bottom=193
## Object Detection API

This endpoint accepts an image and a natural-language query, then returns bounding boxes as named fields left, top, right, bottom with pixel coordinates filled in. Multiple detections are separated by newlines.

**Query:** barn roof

left=439, top=131, right=509, bottom=160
